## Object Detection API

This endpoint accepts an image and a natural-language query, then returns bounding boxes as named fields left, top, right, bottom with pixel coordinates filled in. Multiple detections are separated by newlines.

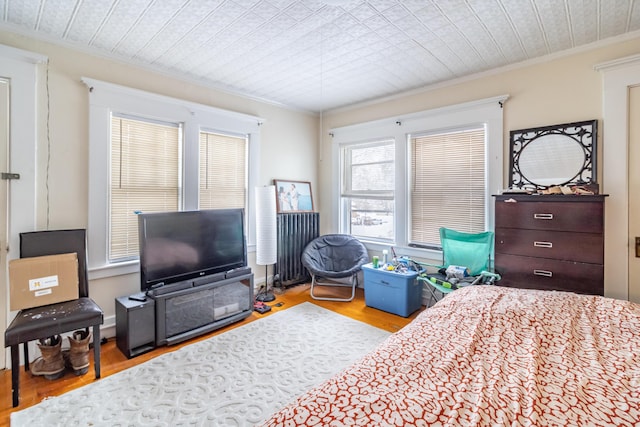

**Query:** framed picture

left=273, top=179, right=314, bottom=213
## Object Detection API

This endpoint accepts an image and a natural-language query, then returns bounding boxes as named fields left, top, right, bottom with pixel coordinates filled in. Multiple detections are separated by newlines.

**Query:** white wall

left=319, top=35, right=640, bottom=298
left=3, top=28, right=640, bottom=334
left=0, top=30, right=318, bottom=334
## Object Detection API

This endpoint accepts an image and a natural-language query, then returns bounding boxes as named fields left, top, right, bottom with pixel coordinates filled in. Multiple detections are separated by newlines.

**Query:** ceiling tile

left=0, top=0, right=636, bottom=112
left=6, top=0, right=40, bottom=28
left=600, top=0, right=634, bottom=38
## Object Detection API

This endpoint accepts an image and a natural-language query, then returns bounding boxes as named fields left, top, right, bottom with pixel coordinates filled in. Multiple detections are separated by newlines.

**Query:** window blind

left=410, top=127, right=485, bottom=246
left=199, top=131, right=247, bottom=209
left=110, top=116, right=180, bottom=261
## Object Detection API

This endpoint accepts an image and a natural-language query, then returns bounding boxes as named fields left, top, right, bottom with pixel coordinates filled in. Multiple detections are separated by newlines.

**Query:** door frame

left=596, top=53, right=640, bottom=301
left=0, top=44, right=44, bottom=369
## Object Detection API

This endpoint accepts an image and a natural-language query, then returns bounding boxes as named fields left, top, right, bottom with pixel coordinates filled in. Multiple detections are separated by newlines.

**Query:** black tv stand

left=148, top=270, right=254, bottom=346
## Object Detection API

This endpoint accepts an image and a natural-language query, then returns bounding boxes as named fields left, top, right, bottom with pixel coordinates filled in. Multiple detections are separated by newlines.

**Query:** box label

left=29, top=275, right=59, bottom=292
left=34, top=288, right=53, bottom=297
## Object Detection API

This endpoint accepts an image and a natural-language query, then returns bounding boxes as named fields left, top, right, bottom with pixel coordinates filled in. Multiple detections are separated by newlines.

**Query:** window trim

left=83, top=78, right=263, bottom=279
left=331, top=95, right=507, bottom=258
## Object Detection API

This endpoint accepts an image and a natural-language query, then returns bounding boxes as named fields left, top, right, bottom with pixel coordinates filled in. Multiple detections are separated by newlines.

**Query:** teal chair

left=418, top=227, right=500, bottom=307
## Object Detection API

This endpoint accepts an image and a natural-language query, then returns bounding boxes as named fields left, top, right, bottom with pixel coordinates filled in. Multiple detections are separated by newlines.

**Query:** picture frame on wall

left=273, top=179, right=314, bottom=213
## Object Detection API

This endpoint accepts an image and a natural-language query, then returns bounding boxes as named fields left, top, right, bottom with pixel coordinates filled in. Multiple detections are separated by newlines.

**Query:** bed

left=261, top=285, right=640, bottom=426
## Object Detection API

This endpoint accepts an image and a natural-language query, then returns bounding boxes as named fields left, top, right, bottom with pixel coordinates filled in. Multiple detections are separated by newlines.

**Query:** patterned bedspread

left=261, top=286, right=640, bottom=426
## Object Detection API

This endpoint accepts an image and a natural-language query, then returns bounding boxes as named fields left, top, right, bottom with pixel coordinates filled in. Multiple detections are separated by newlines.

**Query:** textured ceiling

left=1, top=0, right=639, bottom=113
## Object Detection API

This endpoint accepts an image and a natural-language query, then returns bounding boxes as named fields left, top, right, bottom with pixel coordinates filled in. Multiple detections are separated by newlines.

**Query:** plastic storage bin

left=362, top=263, right=423, bottom=317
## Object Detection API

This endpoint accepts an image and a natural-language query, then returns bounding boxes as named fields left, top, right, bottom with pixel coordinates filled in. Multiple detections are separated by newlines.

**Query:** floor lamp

left=255, top=185, right=277, bottom=302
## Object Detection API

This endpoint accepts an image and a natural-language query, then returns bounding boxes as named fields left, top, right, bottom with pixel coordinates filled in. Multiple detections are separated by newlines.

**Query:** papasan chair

left=301, top=234, right=369, bottom=302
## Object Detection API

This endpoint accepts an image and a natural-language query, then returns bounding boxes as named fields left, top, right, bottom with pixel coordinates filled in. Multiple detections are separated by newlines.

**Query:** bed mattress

left=262, top=285, right=640, bottom=426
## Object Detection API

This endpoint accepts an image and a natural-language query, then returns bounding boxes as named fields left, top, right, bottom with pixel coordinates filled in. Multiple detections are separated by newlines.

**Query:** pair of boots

left=31, top=330, right=91, bottom=380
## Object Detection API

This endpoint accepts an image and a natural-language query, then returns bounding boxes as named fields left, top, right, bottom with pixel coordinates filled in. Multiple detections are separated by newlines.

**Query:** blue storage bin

left=362, top=263, right=423, bottom=317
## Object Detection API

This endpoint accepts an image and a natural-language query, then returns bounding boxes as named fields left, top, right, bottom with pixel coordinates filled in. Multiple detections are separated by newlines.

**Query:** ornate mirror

left=509, top=120, right=598, bottom=192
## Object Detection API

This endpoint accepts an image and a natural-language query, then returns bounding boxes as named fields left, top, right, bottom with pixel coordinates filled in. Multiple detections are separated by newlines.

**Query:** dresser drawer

left=495, top=228, right=603, bottom=264
left=495, top=253, right=604, bottom=295
left=495, top=200, right=603, bottom=233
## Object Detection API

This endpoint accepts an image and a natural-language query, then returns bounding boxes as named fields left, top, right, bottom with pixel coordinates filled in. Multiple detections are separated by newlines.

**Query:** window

left=410, top=127, right=486, bottom=247
left=85, top=78, right=262, bottom=278
left=199, top=131, right=247, bottom=209
left=341, top=140, right=395, bottom=241
left=110, top=115, right=181, bottom=261
left=331, top=95, right=505, bottom=258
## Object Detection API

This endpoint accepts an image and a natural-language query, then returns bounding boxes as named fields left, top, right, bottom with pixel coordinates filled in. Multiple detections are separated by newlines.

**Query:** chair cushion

left=5, top=297, right=103, bottom=346
left=301, top=234, right=369, bottom=279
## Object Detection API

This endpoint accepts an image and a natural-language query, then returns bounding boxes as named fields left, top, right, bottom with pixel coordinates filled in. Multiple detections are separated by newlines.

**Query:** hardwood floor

left=0, top=283, right=424, bottom=426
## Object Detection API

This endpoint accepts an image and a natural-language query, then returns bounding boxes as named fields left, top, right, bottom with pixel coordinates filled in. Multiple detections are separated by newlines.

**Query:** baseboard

left=101, top=314, right=116, bottom=339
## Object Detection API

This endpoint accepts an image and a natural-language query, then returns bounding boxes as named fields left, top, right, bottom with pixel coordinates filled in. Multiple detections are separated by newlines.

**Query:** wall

left=0, top=30, right=318, bottom=333
left=319, top=35, right=640, bottom=298
left=3, top=28, right=640, bottom=331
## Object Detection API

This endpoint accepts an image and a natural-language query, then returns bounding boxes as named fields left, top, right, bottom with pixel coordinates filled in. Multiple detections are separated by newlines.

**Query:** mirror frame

left=509, top=119, right=598, bottom=191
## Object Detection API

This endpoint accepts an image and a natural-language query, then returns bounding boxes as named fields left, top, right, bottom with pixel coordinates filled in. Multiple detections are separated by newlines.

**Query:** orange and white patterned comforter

left=262, top=286, right=640, bottom=426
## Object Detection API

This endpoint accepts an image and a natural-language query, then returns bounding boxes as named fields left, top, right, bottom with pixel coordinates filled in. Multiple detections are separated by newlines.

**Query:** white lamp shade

left=255, top=185, right=277, bottom=266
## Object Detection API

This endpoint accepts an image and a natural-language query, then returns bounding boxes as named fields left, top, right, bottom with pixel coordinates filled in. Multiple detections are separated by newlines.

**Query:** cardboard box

left=9, top=253, right=80, bottom=311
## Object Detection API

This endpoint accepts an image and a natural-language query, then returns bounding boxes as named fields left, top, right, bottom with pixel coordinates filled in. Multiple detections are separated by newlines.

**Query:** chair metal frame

left=310, top=274, right=361, bottom=302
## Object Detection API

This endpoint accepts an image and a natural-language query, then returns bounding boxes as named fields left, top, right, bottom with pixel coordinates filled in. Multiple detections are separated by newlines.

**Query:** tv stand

left=149, top=270, right=254, bottom=346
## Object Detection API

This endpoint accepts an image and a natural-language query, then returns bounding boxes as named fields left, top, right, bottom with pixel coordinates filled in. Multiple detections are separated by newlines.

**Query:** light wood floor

left=0, top=283, right=425, bottom=426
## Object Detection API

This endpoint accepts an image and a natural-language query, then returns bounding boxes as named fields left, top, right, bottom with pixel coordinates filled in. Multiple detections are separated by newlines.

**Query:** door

left=628, top=85, right=640, bottom=304
left=0, top=78, right=7, bottom=368
left=0, top=45, right=42, bottom=369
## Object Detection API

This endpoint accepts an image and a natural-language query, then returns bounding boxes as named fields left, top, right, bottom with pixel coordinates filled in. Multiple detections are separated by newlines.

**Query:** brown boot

left=31, top=335, right=65, bottom=380
left=65, top=330, right=91, bottom=375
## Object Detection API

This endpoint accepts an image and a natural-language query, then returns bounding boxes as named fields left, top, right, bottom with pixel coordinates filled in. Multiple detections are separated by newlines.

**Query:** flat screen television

left=138, top=209, right=247, bottom=292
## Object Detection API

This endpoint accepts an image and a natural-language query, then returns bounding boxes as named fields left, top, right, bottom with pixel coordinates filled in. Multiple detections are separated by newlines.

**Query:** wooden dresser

left=494, top=194, right=606, bottom=295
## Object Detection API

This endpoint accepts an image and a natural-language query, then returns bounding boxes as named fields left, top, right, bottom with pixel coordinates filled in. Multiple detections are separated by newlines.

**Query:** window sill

left=361, top=241, right=441, bottom=264
left=88, top=260, right=139, bottom=281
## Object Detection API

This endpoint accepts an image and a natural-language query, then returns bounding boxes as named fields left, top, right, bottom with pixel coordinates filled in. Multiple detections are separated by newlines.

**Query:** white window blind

left=199, top=131, right=247, bottom=209
left=410, top=127, right=485, bottom=246
left=110, top=115, right=181, bottom=261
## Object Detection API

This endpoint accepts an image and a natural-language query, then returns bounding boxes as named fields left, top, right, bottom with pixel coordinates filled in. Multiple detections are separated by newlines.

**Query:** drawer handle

left=533, top=213, right=554, bottom=220
left=533, top=270, right=553, bottom=277
left=533, top=241, right=553, bottom=248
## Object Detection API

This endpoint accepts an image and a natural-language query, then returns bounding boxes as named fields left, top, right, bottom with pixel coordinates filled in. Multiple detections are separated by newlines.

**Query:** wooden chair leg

left=23, top=342, right=30, bottom=371
left=92, top=324, right=101, bottom=378
left=11, top=345, right=19, bottom=407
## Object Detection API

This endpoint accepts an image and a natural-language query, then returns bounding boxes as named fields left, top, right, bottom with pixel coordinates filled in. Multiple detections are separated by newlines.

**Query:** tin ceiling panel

left=0, top=0, right=638, bottom=112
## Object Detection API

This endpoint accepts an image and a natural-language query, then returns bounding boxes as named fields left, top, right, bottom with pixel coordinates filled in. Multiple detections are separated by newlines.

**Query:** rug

left=11, top=302, right=391, bottom=427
